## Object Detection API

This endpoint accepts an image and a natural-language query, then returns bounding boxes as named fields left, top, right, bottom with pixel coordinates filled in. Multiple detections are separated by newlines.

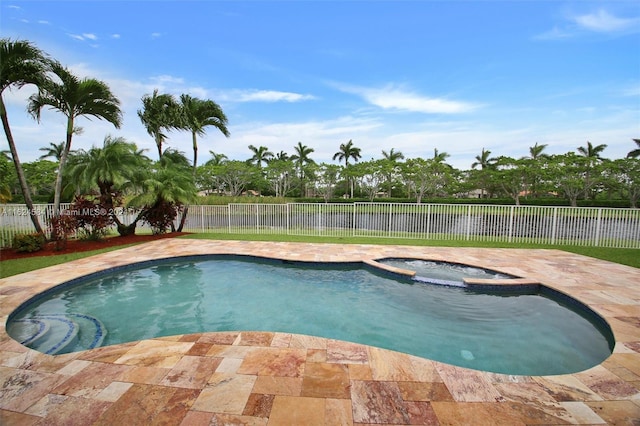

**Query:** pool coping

left=1, top=239, right=639, bottom=424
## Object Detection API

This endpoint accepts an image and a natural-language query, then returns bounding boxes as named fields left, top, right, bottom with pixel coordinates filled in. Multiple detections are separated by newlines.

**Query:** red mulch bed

left=0, top=232, right=190, bottom=261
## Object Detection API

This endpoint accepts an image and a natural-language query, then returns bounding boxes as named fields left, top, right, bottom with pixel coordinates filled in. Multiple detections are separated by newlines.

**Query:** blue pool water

left=7, top=256, right=614, bottom=375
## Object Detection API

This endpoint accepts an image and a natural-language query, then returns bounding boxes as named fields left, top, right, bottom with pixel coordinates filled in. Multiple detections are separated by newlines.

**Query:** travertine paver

left=1, top=239, right=639, bottom=424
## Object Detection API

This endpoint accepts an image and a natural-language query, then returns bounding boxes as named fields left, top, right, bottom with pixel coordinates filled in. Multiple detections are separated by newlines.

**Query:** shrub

left=12, top=233, right=46, bottom=253
left=66, top=196, right=114, bottom=241
left=140, top=199, right=180, bottom=234
left=49, top=214, right=78, bottom=250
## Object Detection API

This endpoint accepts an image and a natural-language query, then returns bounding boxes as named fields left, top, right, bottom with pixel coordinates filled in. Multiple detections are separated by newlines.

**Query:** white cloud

left=533, top=26, right=573, bottom=41
left=151, top=32, right=162, bottom=39
left=536, top=8, right=640, bottom=40
left=218, top=89, right=315, bottom=103
left=573, top=9, right=639, bottom=33
left=336, top=83, right=479, bottom=114
left=150, top=75, right=185, bottom=85
left=111, top=34, right=121, bottom=39
left=38, top=20, right=50, bottom=25
left=83, top=33, right=98, bottom=40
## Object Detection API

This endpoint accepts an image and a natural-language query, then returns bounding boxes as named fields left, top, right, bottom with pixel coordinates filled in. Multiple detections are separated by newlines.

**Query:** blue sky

left=2, top=0, right=639, bottom=170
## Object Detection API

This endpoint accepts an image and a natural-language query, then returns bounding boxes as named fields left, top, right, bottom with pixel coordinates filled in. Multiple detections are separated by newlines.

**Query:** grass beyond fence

left=2, top=203, right=639, bottom=249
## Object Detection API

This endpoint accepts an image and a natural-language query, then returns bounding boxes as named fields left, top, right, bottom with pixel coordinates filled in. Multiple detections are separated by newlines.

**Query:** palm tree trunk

left=0, top=99, right=44, bottom=234
left=177, top=133, right=199, bottom=232
left=53, top=119, right=74, bottom=214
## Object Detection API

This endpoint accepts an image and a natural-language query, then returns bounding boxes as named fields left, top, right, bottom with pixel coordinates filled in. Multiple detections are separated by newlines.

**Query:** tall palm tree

left=248, top=144, right=274, bottom=168
left=28, top=61, right=122, bottom=214
left=528, top=142, right=548, bottom=160
left=627, top=138, right=640, bottom=158
left=382, top=148, right=404, bottom=162
left=471, top=148, right=495, bottom=170
left=381, top=148, right=404, bottom=197
left=523, top=143, right=549, bottom=198
left=291, top=142, right=315, bottom=196
left=66, top=135, right=148, bottom=235
left=206, top=150, right=228, bottom=166
left=471, top=148, right=496, bottom=198
left=275, top=150, right=289, bottom=161
left=138, top=89, right=180, bottom=160
left=128, top=150, right=197, bottom=234
left=333, top=139, right=362, bottom=167
left=432, top=148, right=450, bottom=163
left=577, top=141, right=607, bottom=160
left=577, top=141, right=607, bottom=200
left=39, top=141, right=65, bottom=161
left=178, top=94, right=229, bottom=175
left=0, top=38, right=50, bottom=234
left=333, top=139, right=362, bottom=198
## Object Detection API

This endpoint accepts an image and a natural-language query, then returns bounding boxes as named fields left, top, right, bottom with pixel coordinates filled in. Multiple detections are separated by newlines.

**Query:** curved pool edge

left=1, top=240, right=639, bottom=424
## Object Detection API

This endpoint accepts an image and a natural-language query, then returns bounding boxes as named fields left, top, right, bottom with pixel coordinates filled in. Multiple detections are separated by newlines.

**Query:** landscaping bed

left=0, top=232, right=189, bottom=261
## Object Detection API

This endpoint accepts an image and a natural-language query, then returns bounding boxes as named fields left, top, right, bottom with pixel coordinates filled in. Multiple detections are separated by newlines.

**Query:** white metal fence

left=2, top=203, right=639, bottom=249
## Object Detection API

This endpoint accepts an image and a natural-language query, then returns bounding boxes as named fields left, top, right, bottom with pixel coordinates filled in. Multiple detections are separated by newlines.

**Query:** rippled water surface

left=8, top=256, right=613, bottom=375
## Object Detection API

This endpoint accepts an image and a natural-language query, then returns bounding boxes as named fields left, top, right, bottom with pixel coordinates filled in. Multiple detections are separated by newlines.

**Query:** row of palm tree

left=3, top=37, right=639, bottom=236
left=1, top=38, right=229, bottom=235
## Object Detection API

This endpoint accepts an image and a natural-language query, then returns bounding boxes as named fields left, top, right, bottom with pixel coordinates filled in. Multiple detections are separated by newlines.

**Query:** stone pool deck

left=1, top=239, right=639, bottom=425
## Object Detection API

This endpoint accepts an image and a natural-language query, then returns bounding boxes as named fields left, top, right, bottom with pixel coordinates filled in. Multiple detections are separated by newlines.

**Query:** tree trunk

left=177, top=204, right=188, bottom=232
left=54, top=118, right=74, bottom=215
left=0, top=98, right=44, bottom=234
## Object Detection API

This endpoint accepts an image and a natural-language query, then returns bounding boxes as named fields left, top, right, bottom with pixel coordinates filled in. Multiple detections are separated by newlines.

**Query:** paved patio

left=1, top=239, right=639, bottom=425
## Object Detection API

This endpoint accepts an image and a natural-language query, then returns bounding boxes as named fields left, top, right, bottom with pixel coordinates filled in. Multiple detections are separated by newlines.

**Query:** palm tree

left=333, top=139, right=362, bottom=198
left=248, top=144, right=274, bottom=168
left=177, top=94, right=229, bottom=175
left=206, top=150, right=228, bottom=166
left=432, top=148, right=450, bottom=163
left=627, top=139, right=640, bottom=158
left=128, top=150, right=197, bottom=234
left=0, top=38, right=50, bottom=234
left=66, top=135, right=148, bottom=235
left=527, top=142, right=548, bottom=160
left=577, top=141, right=607, bottom=200
left=39, top=141, right=65, bottom=161
left=471, top=148, right=496, bottom=198
left=381, top=148, right=404, bottom=197
left=138, top=90, right=180, bottom=160
left=28, top=61, right=122, bottom=214
left=524, top=143, right=548, bottom=198
left=382, top=148, right=404, bottom=162
left=275, top=150, right=289, bottom=161
left=291, top=142, right=315, bottom=196
left=577, top=141, right=607, bottom=160
left=471, top=148, right=495, bottom=170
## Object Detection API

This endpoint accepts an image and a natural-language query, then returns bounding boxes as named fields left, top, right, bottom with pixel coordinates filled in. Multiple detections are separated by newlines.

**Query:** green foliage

left=12, top=232, right=46, bottom=252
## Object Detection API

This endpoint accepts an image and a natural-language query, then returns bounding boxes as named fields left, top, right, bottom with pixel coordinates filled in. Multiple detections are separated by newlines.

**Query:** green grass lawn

left=1, top=233, right=638, bottom=279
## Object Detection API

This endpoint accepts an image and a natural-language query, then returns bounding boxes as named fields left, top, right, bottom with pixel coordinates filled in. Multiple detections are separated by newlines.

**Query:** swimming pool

left=7, top=255, right=614, bottom=376
left=377, top=258, right=516, bottom=285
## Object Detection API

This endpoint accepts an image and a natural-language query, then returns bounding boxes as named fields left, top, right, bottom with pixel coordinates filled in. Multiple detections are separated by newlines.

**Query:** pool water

left=7, top=256, right=614, bottom=376
left=378, top=258, right=515, bottom=285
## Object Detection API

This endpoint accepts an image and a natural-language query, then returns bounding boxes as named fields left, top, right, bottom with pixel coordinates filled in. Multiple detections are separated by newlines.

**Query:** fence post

left=551, top=207, right=558, bottom=245
left=286, top=203, right=290, bottom=235
left=466, top=205, right=471, bottom=241
left=595, top=208, right=602, bottom=247
left=352, top=203, right=356, bottom=237
left=508, top=205, right=514, bottom=243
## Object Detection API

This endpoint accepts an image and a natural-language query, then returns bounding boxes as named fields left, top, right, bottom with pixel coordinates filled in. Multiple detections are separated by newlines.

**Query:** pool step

left=8, top=314, right=106, bottom=355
